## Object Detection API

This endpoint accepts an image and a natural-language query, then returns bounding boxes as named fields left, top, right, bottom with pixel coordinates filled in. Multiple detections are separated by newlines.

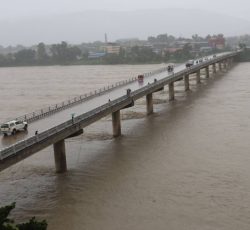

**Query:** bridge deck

left=0, top=52, right=233, bottom=151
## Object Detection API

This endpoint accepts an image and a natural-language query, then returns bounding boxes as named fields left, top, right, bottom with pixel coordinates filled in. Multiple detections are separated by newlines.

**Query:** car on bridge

left=0, top=120, right=28, bottom=136
left=167, top=64, right=174, bottom=72
left=186, top=60, right=194, bottom=68
left=138, top=74, right=144, bottom=83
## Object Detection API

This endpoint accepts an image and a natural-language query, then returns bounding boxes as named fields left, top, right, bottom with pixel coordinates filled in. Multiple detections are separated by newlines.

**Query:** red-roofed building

left=208, top=35, right=225, bottom=50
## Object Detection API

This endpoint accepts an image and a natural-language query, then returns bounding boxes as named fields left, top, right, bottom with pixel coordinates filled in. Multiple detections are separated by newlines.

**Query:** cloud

left=0, top=8, right=249, bottom=46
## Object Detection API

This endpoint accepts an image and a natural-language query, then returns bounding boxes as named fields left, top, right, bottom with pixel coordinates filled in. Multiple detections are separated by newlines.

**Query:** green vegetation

left=234, top=44, right=250, bottom=62
left=0, top=203, right=47, bottom=230
left=0, top=33, right=230, bottom=67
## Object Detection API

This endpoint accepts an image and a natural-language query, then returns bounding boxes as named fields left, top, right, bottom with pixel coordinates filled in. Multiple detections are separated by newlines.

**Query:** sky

left=1, top=0, right=250, bottom=46
left=0, top=0, right=250, bottom=20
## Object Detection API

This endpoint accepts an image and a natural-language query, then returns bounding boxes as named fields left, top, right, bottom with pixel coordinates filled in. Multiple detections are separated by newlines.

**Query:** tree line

left=0, top=33, right=229, bottom=67
left=0, top=42, right=82, bottom=67
left=0, top=43, right=195, bottom=67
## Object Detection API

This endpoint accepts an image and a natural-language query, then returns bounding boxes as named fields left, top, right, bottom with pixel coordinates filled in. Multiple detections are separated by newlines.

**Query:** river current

left=0, top=63, right=250, bottom=230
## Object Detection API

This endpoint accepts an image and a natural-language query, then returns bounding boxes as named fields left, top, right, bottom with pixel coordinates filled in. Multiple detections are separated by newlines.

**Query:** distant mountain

left=1, top=8, right=250, bottom=46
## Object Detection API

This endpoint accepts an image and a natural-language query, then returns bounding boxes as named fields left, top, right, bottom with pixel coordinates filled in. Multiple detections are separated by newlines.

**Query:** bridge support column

left=219, top=62, right=222, bottom=71
left=205, top=66, right=210, bottom=78
left=54, top=139, right=67, bottom=173
left=168, top=82, right=175, bottom=101
left=196, top=70, right=201, bottom=84
left=223, top=60, right=227, bottom=69
left=230, top=58, right=234, bottom=66
left=184, top=74, right=189, bottom=91
left=212, top=64, right=216, bottom=74
left=112, top=110, right=121, bottom=137
left=146, top=93, right=153, bottom=115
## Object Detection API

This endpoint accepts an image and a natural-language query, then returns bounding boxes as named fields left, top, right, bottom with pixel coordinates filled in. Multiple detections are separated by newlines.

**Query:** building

left=208, top=35, right=225, bottom=50
left=88, top=52, right=106, bottom=59
left=103, top=43, right=121, bottom=55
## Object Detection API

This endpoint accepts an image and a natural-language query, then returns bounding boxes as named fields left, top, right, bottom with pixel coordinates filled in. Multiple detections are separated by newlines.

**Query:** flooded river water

left=1, top=63, right=250, bottom=230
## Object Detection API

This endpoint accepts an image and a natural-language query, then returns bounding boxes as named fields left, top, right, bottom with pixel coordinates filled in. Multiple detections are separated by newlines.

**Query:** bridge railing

left=1, top=64, right=171, bottom=125
left=0, top=94, right=130, bottom=160
left=2, top=76, right=138, bottom=124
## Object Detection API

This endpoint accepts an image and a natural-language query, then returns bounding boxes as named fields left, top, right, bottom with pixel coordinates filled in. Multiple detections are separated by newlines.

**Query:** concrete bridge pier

left=228, top=58, right=233, bottom=68
left=196, top=70, right=201, bottom=84
left=205, top=66, right=210, bottom=78
left=228, top=58, right=232, bottom=67
left=223, top=60, right=227, bottom=69
left=184, top=74, right=190, bottom=91
left=230, top=58, right=234, bottom=66
left=112, top=110, right=121, bottom=137
left=54, top=139, right=67, bottom=173
left=212, top=64, right=216, bottom=74
left=219, top=62, right=222, bottom=71
left=146, top=93, right=153, bottom=115
left=168, top=82, right=175, bottom=101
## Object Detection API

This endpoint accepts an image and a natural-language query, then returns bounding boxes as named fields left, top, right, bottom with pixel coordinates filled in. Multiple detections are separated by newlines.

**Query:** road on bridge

left=0, top=52, right=230, bottom=150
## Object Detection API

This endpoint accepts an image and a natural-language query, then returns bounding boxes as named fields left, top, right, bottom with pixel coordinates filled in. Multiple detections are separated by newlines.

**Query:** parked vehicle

left=186, top=60, right=194, bottom=68
left=0, top=120, right=28, bottom=136
left=167, top=64, right=174, bottom=72
left=138, top=74, right=144, bottom=83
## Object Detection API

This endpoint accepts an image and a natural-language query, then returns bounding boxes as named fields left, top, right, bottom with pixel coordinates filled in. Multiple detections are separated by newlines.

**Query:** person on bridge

left=71, top=113, right=75, bottom=123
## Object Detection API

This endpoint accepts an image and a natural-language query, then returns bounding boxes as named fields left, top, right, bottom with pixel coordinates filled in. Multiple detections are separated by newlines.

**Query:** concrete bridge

left=0, top=51, right=240, bottom=173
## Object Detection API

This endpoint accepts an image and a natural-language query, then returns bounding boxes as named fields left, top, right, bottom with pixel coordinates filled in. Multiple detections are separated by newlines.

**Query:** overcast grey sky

left=0, top=0, right=250, bottom=20
left=0, top=0, right=249, bottom=46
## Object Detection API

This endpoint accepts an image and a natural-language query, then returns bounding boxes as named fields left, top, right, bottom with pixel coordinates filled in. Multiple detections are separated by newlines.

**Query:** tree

left=239, top=43, right=246, bottom=49
left=0, top=203, right=16, bottom=230
left=192, top=34, right=204, bottom=42
left=167, top=35, right=176, bottom=44
left=50, top=41, right=82, bottom=64
left=0, top=203, right=47, bottom=230
left=36, top=43, right=48, bottom=64
left=147, top=36, right=156, bottom=43
left=17, top=218, right=47, bottom=230
left=156, top=34, right=168, bottom=43
left=182, top=43, right=192, bottom=58
left=14, top=49, right=36, bottom=65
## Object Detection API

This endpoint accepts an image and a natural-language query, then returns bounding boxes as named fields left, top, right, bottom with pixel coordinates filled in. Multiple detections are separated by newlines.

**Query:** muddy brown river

left=1, top=63, right=250, bottom=230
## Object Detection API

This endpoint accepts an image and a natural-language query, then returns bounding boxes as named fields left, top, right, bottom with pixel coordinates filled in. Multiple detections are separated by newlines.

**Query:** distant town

left=0, top=33, right=248, bottom=66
